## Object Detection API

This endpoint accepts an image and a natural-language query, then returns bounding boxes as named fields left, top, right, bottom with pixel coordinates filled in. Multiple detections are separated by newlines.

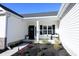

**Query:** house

left=0, top=3, right=79, bottom=56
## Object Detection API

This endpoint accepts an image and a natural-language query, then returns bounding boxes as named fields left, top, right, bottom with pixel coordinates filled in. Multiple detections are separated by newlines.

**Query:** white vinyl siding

left=59, top=4, right=79, bottom=56
left=0, top=15, right=6, bottom=49
left=6, top=11, right=27, bottom=44
left=0, top=15, right=6, bottom=38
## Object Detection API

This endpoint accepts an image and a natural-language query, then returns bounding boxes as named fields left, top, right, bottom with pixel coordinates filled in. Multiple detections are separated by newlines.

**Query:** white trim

left=36, top=20, right=39, bottom=42
left=23, top=16, right=57, bottom=20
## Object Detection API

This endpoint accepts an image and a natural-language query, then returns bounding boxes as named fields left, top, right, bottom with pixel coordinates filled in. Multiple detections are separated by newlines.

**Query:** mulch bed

left=12, top=43, right=70, bottom=56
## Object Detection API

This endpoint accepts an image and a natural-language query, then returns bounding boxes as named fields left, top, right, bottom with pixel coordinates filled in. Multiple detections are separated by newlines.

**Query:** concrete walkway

left=0, top=44, right=28, bottom=56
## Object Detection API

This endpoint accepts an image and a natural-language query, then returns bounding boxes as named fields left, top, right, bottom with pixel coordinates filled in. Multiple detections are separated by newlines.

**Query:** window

left=43, top=26, right=47, bottom=34
left=40, top=25, right=42, bottom=35
left=52, top=25, right=55, bottom=34
left=40, top=25, right=55, bottom=35
left=48, top=26, right=52, bottom=34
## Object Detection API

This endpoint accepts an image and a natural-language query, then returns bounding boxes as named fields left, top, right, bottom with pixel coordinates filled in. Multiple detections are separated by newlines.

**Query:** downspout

left=5, top=12, right=11, bottom=50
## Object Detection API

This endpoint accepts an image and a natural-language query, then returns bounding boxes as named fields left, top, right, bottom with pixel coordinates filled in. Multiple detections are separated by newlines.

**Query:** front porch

left=24, top=16, right=59, bottom=44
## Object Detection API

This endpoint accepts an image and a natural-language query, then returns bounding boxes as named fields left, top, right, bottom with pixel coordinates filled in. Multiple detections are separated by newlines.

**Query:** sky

left=2, top=3, right=61, bottom=14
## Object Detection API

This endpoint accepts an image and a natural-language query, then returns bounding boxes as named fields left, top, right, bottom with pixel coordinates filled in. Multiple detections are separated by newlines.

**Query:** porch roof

left=21, top=11, right=58, bottom=17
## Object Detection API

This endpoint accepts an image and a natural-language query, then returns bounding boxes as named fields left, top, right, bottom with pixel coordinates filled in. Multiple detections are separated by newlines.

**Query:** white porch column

left=36, top=20, right=39, bottom=42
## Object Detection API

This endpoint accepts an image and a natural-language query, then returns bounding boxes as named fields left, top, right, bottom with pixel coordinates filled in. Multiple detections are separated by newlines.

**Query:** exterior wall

left=25, top=19, right=37, bottom=39
left=26, top=17, right=59, bottom=39
left=0, top=15, right=6, bottom=49
left=39, top=19, right=59, bottom=39
left=0, top=7, right=7, bottom=49
left=6, top=11, right=27, bottom=44
left=59, top=4, right=79, bottom=56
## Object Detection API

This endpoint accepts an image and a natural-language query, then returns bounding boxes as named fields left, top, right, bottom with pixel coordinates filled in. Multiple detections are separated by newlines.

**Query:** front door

left=28, top=25, right=34, bottom=39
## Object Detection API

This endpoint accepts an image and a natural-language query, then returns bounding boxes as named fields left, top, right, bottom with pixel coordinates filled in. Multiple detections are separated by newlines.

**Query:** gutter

left=57, top=3, right=70, bottom=19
